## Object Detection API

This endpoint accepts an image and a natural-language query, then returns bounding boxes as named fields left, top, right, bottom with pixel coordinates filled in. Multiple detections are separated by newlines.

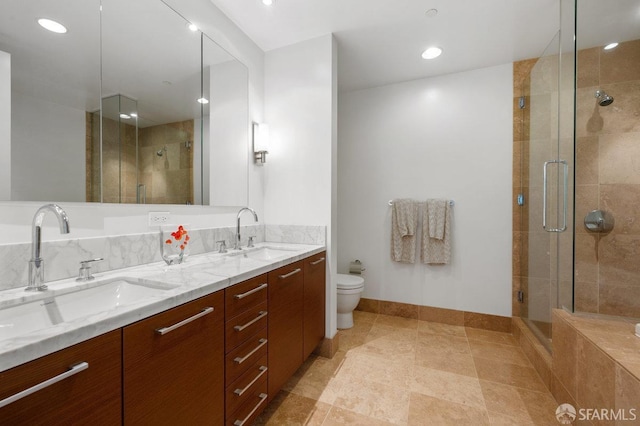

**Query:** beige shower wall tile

left=598, top=281, right=640, bottom=318
left=574, top=280, right=599, bottom=314
left=615, top=365, right=640, bottom=424
left=575, top=86, right=604, bottom=137
left=600, top=39, right=640, bottom=84
left=601, top=184, right=640, bottom=235
left=599, top=133, right=640, bottom=183
left=597, top=83, right=640, bottom=135
left=553, top=312, right=578, bottom=397
left=574, top=233, right=599, bottom=283
left=576, top=136, right=599, bottom=185
left=576, top=334, right=616, bottom=420
left=599, top=234, right=640, bottom=283
left=577, top=47, right=600, bottom=88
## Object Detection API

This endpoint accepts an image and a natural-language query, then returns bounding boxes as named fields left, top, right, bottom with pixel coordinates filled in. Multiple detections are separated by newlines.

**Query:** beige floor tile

left=487, top=411, right=535, bottom=425
left=517, top=388, right=561, bottom=426
left=339, top=320, right=374, bottom=336
left=366, top=323, right=418, bottom=343
left=352, top=310, right=378, bottom=324
left=479, top=380, right=534, bottom=423
left=255, top=391, right=331, bottom=426
left=415, top=334, right=472, bottom=357
left=408, top=392, right=490, bottom=425
left=468, top=339, right=531, bottom=366
left=410, top=365, right=485, bottom=409
left=333, top=375, right=411, bottom=424
left=375, top=314, right=420, bottom=329
left=338, top=332, right=368, bottom=351
left=417, top=321, right=467, bottom=337
left=337, top=351, right=413, bottom=389
left=351, top=334, right=416, bottom=362
left=474, top=358, right=548, bottom=393
left=465, top=328, right=519, bottom=346
left=322, top=406, right=397, bottom=426
left=414, top=349, right=478, bottom=377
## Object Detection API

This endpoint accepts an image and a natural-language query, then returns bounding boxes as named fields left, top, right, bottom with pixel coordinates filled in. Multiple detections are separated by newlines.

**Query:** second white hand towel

left=391, top=199, right=418, bottom=263
left=422, top=199, right=451, bottom=264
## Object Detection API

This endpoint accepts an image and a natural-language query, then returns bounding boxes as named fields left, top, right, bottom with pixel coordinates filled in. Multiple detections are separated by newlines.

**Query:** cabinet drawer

left=225, top=355, right=268, bottom=416
left=0, top=330, right=122, bottom=426
left=226, top=379, right=268, bottom=426
left=123, top=291, right=225, bottom=425
left=225, top=274, right=268, bottom=319
left=226, top=328, right=268, bottom=384
left=225, top=301, right=268, bottom=351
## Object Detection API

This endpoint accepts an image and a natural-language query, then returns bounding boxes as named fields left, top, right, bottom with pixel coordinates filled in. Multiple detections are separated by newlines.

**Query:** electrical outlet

left=148, top=211, right=171, bottom=226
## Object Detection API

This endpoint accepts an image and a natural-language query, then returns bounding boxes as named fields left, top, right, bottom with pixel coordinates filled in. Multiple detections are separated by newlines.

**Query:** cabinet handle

left=234, top=338, right=268, bottom=364
left=310, top=257, right=325, bottom=266
left=233, top=392, right=268, bottom=426
left=234, top=366, right=268, bottom=396
left=0, top=362, right=89, bottom=409
left=234, top=283, right=268, bottom=299
left=234, top=311, right=267, bottom=332
left=278, top=268, right=301, bottom=280
left=155, top=307, right=214, bottom=335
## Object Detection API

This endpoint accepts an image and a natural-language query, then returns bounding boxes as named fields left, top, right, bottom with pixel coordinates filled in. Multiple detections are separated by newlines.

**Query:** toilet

left=336, top=273, right=365, bottom=329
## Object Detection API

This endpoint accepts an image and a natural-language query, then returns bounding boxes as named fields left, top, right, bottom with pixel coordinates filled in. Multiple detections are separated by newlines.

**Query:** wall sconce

left=253, top=122, right=269, bottom=165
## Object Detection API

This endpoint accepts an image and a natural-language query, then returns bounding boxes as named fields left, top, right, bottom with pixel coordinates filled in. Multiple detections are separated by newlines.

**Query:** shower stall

left=516, top=0, right=640, bottom=350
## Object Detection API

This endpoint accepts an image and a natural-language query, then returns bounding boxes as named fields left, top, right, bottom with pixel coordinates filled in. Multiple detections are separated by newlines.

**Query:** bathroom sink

left=55, top=277, right=177, bottom=322
left=0, top=299, right=57, bottom=341
left=237, top=247, right=297, bottom=261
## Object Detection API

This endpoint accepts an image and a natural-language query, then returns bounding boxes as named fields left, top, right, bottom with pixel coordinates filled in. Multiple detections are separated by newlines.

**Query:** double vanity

left=0, top=242, right=326, bottom=425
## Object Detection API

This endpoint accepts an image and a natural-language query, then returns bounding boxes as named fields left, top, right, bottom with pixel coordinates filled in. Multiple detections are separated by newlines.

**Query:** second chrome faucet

left=235, top=207, right=258, bottom=250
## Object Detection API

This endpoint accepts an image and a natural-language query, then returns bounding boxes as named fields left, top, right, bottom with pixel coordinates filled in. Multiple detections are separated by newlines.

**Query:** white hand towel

left=422, top=199, right=451, bottom=264
left=427, top=199, right=447, bottom=239
left=391, top=199, right=418, bottom=263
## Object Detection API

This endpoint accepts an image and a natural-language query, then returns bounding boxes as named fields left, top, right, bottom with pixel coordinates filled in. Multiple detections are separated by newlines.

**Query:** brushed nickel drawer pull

left=310, top=257, right=325, bottom=265
left=234, top=283, right=268, bottom=300
left=234, top=339, right=268, bottom=364
left=155, top=307, right=214, bottom=335
left=0, top=362, right=89, bottom=409
left=233, top=392, right=268, bottom=426
left=278, top=268, right=301, bottom=279
left=234, top=311, right=267, bottom=332
left=234, top=366, right=268, bottom=396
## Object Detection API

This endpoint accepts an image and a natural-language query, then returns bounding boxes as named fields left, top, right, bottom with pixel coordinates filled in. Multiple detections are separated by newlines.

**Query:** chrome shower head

left=595, top=90, right=614, bottom=106
left=156, top=146, right=167, bottom=157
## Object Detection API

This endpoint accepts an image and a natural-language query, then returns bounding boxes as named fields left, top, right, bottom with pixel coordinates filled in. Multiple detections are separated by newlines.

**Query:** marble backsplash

left=0, top=224, right=325, bottom=291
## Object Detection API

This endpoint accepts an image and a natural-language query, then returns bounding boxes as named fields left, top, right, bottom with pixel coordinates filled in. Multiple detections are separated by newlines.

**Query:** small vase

left=160, top=224, right=190, bottom=265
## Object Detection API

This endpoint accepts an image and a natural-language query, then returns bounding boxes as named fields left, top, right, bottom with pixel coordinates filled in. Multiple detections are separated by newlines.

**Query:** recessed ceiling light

left=425, top=9, right=438, bottom=18
left=187, top=23, right=198, bottom=32
left=37, top=18, right=67, bottom=34
left=421, top=46, right=443, bottom=59
left=262, top=0, right=273, bottom=5
left=197, top=97, right=209, bottom=104
left=119, top=113, right=131, bottom=119
left=604, top=42, right=618, bottom=50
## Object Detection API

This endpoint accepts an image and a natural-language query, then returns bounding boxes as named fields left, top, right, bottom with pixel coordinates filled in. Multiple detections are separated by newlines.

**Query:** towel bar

left=388, top=200, right=454, bottom=206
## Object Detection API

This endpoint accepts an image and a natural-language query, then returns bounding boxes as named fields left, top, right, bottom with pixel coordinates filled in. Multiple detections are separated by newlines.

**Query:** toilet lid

left=337, top=273, right=364, bottom=289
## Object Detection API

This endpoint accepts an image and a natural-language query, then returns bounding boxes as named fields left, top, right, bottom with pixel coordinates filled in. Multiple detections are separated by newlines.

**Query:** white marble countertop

left=0, top=242, right=325, bottom=372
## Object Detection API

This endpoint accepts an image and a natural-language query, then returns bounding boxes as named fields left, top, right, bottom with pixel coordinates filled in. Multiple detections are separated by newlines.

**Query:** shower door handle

left=542, top=160, right=568, bottom=233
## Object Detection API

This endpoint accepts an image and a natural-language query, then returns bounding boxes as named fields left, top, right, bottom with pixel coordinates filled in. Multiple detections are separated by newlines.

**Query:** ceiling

left=209, top=0, right=640, bottom=92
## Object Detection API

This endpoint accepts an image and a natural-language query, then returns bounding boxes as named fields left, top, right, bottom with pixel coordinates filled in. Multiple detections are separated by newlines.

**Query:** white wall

left=11, top=92, right=86, bottom=202
left=0, top=50, right=10, bottom=201
left=338, top=63, right=513, bottom=317
left=264, top=35, right=338, bottom=336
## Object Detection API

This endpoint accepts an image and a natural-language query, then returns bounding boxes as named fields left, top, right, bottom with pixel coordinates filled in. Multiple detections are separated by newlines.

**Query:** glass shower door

left=519, top=29, right=575, bottom=350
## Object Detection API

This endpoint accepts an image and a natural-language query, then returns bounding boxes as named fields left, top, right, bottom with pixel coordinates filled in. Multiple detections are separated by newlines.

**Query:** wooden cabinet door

left=303, top=251, right=326, bottom=359
left=123, top=291, right=224, bottom=426
left=267, top=261, right=303, bottom=400
left=0, top=330, right=122, bottom=426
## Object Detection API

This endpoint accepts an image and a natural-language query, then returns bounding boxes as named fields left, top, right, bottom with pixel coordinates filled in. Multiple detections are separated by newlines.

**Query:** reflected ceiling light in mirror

left=197, top=97, right=209, bottom=104
left=603, top=42, right=618, bottom=50
left=37, top=18, right=67, bottom=34
left=130, top=113, right=138, bottom=118
left=421, top=46, right=442, bottom=59
left=253, top=122, right=269, bottom=165
left=119, top=113, right=131, bottom=119
left=262, top=0, right=274, bottom=5
left=187, top=23, right=198, bottom=32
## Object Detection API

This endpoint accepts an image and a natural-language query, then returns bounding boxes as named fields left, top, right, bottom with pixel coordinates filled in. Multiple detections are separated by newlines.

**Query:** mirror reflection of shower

left=595, top=90, right=614, bottom=106
left=156, top=146, right=167, bottom=157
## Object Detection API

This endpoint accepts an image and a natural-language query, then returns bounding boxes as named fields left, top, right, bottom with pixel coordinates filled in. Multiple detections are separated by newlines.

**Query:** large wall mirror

left=0, top=0, right=249, bottom=206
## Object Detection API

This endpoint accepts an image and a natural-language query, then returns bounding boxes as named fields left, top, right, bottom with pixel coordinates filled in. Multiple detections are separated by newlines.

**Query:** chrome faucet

left=27, top=204, right=70, bottom=291
left=235, top=207, right=258, bottom=250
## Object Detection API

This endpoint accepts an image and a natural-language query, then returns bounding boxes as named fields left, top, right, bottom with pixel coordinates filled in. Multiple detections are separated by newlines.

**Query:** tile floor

left=256, top=311, right=559, bottom=425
